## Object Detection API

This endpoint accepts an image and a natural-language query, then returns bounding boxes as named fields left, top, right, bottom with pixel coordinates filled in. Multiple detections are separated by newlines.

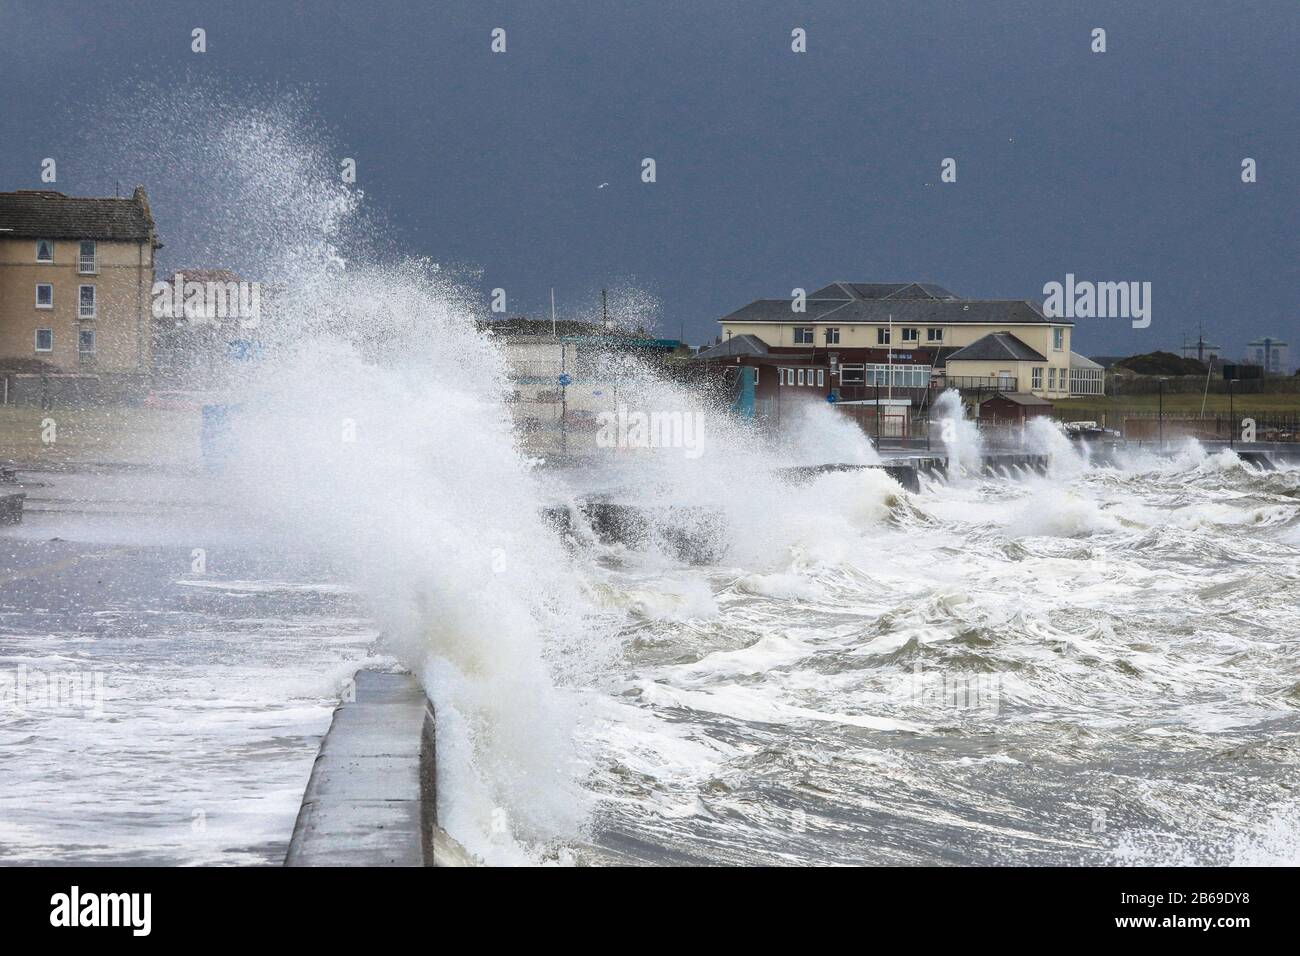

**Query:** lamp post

left=875, top=382, right=882, bottom=449
left=926, top=389, right=931, bottom=452
left=559, top=345, right=569, bottom=459
left=1228, top=378, right=1238, bottom=448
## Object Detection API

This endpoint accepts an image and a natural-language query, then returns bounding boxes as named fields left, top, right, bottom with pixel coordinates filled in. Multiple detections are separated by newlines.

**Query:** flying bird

left=597, top=182, right=610, bottom=189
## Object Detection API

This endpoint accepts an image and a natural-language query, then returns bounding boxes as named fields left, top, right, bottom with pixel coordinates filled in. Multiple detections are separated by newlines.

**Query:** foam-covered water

left=573, top=448, right=1300, bottom=865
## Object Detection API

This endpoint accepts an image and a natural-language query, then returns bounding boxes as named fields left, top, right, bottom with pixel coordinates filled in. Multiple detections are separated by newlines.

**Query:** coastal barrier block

left=285, top=670, right=439, bottom=867
left=774, top=462, right=925, bottom=492
left=1237, top=451, right=1277, bottom=471
left=544, top=500, right=726, bottom=563
left=877, top=465, right=921, bottom=492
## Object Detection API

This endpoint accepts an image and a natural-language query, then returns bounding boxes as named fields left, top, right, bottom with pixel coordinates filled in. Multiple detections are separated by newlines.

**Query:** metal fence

left=1111, top=413, right=1298, bottom=442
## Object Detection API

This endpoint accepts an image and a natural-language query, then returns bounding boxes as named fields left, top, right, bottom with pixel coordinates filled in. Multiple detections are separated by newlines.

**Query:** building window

left=902, top=327, right=919, bottom=342
left=35, top=329, right=53, bottom=352
left=863, top=364, right=932, bottom=388
left=1032, top=367, right=1043, bottom=390
left=36, top=284, right=53, bottom=309
left=824, top=327, right=840, bottom=345
left=78, top=240, right=97, bottom=273
left=36, top=239, right=54, bottom=262
left=927, top=328, right=943, bottom=342
left=793, top=327, right=813, bottom=344
left=840, top=365, right=865, bottom=385
left=1048, top=367, right=1057, bottom=390
left=816, top=370, right=825, bottom=387
left=1053, top=327, right=1064, bottom=351
left=797, top=369, right=805, bottom=386
left=877, top=327, right=891, bottom=345
left=779, top=368, right=788, bottom=385
left=79, top=330, right=97, bottom=354
left=1069, top=368, right=1104, bottom=396
left=79, top=284, right=96, bottom=319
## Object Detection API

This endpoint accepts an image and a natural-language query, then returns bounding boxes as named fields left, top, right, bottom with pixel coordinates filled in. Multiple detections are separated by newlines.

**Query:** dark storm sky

left=1, top=0, right=1296, bottom=355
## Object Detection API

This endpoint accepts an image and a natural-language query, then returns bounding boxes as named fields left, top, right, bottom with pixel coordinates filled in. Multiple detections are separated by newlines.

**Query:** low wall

left=285, top=670, right=471, bottom=867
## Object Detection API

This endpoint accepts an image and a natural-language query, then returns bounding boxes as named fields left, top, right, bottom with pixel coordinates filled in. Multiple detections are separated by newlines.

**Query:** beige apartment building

left=716, top=281, right=1100, bottom=399
left=0, top=187, right=159, bottom=401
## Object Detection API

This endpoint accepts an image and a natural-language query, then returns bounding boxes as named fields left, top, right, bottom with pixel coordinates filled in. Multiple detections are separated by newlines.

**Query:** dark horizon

left=1, top=0, right=1295, bottom=355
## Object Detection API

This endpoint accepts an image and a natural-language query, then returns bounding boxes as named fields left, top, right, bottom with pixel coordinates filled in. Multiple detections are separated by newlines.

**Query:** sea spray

left=1024, top=417, right=1089, bottom=480
left=776, top=401, right=882, bottom=467
left=933, top=389, right=982, bottom=476
left=97, top=79, right=612, bottom=861
left=225, top=265, right=603, bottom=860
left=548, top=350, right=898, bottom=572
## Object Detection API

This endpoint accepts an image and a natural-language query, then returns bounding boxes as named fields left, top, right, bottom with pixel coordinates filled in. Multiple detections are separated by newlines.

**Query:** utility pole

left=887, top=313, right=894, bottom=404
left=602, top=288, right=608, bottom=328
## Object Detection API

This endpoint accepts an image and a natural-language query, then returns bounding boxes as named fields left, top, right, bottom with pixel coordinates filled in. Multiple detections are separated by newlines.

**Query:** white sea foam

left=776, top=401, right=881, bottom=466
left=934, top=388, right=982, bottom=476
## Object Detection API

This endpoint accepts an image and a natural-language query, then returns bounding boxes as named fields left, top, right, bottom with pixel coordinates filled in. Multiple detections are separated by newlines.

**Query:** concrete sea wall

left=285, top=670, right=473, bottom=867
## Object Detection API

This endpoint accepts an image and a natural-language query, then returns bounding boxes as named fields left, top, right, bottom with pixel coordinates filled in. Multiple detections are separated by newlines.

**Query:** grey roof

left=929, top=346, right=961, bottom=370
left=0, top=188, right=156, bottom=241
left=722, top=297, right=1061, bottom=327
left=983, top=392, right=1054, bottom=406
left=946, top=332, right=1047, bottom=363
left=808, top=281, right=957, bottom=301
left=696, top=333, right=769, bottom=360
left=1069, top=351, right=1103, bottom=370
left=722, top=298, right=853, bottom=323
